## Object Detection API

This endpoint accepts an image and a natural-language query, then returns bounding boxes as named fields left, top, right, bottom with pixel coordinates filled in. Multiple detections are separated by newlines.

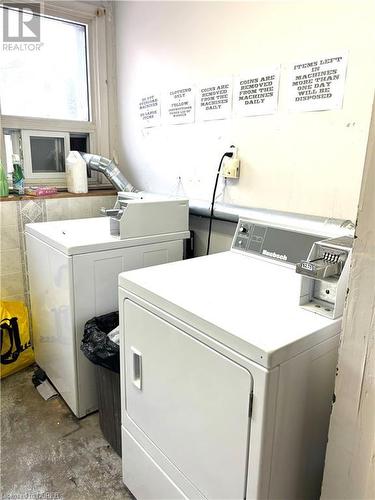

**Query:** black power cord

left=206, top=148, right=234, bottom=255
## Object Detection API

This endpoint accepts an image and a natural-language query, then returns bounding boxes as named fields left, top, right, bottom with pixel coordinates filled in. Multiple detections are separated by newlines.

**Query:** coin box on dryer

left=296, top=236, right=353, bottom=319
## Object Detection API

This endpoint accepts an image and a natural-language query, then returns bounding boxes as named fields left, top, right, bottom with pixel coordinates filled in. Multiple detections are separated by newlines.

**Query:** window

left=22, top=130, right=69, bottom=179
left=4, top=132, right=16, bottom=174
left=70, top=134, right=89, bottom=154
left=4, top=128, right=93, bottom=184
left=0, top=2, right=115, bottom=188
left=1, top=12, right=89, bottom=121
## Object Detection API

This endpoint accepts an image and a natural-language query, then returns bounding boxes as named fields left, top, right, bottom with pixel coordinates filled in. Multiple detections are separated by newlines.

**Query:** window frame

left=21, top=130, right=70, bottom=181
left=0, top=0, right=116, bottom=188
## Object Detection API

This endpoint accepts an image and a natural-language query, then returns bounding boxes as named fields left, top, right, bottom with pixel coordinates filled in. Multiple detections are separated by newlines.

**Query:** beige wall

left=321, top=96, right=375, bottom=500
left=114, top=0, right=375, bottom=222
left=0, top=195, right=117, bottom=309
left=0, top=202, right=23, bottom=303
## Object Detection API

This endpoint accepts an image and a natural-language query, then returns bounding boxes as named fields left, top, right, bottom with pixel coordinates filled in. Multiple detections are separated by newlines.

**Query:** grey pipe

left=79, top=153, right=354, bottom=238
left=81, top=153, right=138, bottom=193
left=189, top=199, right=354, bottom=238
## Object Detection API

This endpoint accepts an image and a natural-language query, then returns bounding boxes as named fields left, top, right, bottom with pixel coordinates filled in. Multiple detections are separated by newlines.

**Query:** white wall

left=114, top=0, right=375, bottom=222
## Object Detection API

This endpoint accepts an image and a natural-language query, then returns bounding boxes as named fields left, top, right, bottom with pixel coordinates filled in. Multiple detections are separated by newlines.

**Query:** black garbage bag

left=80, top=311, right=120, bottom=373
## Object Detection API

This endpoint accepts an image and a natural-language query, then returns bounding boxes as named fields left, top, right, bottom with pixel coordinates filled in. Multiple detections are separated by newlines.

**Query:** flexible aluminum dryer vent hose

left=80, top=153, right=354, bottom=238
left=81, top=153, right=139, bottom=193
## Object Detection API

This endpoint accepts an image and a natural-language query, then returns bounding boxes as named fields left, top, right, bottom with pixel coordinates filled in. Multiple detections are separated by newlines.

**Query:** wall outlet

left=222, top=158, right=240, bottom=178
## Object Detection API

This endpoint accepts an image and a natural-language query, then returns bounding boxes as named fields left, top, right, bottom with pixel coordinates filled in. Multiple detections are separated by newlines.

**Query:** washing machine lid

left=119, top=251, right=341, bottom=368
left=25, top=217, right=189, bottom=255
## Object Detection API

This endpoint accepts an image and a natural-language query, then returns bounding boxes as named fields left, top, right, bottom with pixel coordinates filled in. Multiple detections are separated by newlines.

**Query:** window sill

left=0, top=189, right=117, bottom=202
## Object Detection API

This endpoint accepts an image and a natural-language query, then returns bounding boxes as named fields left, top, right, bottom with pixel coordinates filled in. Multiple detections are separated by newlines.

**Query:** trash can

left=80, top=312, right=121, bottom=456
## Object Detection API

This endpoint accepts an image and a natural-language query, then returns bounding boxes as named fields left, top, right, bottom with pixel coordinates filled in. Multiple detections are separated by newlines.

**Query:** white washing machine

left=26, top=198, right=189, bottom=418
left=118, top=217, right=352, bottom=500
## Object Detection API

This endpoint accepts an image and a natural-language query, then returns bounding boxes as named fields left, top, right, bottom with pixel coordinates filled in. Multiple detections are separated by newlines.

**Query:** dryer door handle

left=131, top=347, right=142, bottom=390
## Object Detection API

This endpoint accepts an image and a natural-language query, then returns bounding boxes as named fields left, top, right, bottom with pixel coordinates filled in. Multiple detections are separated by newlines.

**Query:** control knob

left=239, top=226, right=247, bottom=234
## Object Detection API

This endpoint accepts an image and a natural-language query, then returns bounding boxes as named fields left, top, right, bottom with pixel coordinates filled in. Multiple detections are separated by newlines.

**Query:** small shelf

left=0, top=189, right=117, bottom=202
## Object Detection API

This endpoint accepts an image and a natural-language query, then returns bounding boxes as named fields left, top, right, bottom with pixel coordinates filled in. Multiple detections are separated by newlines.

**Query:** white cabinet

left=123, top=300, right=253, bottom=499
left=27, top=229, right=184, bottom=418
left=26, top=233, right=77, bottom=412
left=119, top=281, right=340, bottom=499
left=118, top=217, right=348, bottom=499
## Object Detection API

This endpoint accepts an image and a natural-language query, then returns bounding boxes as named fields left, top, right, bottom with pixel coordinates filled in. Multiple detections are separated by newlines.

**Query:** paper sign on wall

left=197, top=78, right=233, bottom=121
left=287, top=52, right=348, bottom=112
left=164, top=86, right=195, bottom=125
left=138, top=93, right=161, bottom=127
left=233, top=66, right=280, bottom=117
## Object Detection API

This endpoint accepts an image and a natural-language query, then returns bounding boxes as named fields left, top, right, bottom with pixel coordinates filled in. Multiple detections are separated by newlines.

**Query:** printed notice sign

left=164, top=86, right=195, bottom=124
left=197, top=78, right=233, bottom=121
left=287, top=53, right=348, bottom=112
left=234, top=66, right=280, bottom=117
left=138, top=93, right=161, bottom=127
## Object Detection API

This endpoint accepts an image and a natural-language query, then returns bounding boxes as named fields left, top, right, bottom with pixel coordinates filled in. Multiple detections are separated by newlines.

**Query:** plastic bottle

left=0, top=161, right=9, bottom=197
left=12, top=154, right=25, bottom=195
left=65, top=151, right=88, bottom=194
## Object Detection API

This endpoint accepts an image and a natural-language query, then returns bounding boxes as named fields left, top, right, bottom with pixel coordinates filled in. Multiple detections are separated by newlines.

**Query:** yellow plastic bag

left=1, top=301, right=34, bottom=378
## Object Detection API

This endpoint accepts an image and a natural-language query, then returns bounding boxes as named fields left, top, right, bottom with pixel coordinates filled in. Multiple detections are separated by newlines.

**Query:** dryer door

left=123, top=299, right=253, bottom=499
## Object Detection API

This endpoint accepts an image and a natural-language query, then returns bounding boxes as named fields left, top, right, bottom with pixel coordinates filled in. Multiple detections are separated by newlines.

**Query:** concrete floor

left=1, top=366, right=132, bottom=499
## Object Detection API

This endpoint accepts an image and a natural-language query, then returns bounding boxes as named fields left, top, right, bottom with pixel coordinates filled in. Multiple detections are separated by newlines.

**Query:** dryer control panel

left=231, top=218, right=353, bottom=319
left=232, top=219, right=320, bottom=265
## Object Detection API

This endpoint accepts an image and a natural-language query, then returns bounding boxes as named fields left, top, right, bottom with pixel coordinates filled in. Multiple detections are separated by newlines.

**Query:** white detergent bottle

left=66, top=151, right=88, bottom=194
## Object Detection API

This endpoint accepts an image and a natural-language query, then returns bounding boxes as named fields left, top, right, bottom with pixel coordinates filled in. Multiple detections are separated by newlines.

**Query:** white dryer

left=118, top=217, right=352, bottom=500
left=26, top=197, right=189, bottom=418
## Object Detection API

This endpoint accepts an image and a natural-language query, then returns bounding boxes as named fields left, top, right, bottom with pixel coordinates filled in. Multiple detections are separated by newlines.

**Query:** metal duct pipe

left=189, top=199, right=355, bottom=238
left=79, top=153, right=354, bottom=238
left=81, top=153, right=139, bottom=193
